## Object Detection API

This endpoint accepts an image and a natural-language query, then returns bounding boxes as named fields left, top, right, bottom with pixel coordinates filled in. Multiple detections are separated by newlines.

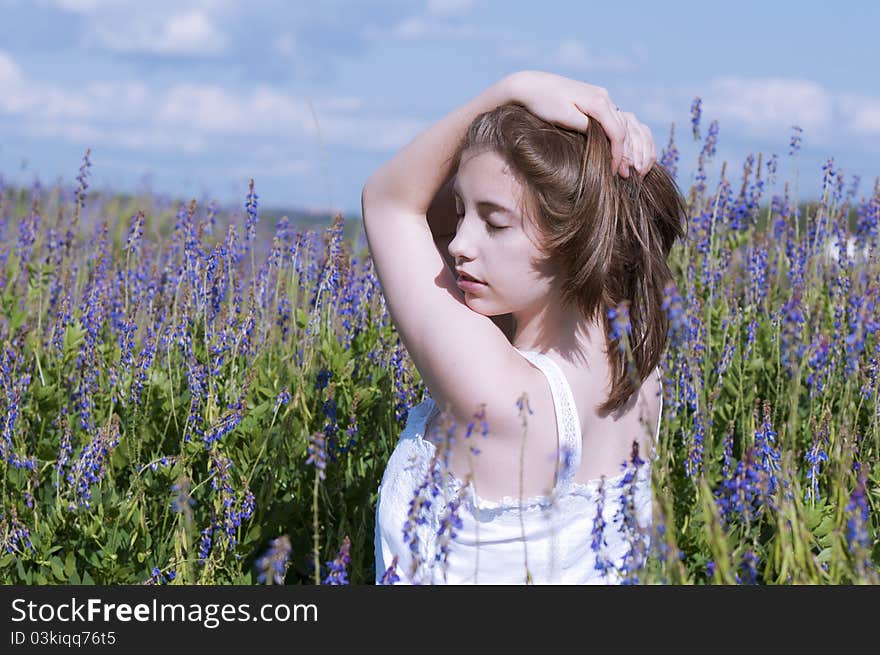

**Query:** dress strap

left=514, top=350, right=582, bottom=493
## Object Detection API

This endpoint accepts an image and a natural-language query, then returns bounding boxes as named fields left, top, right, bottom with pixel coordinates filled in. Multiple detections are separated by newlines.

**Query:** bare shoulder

left=638, top=367, right=663, bottom=449
left=361, top=196, right=532, bottom=440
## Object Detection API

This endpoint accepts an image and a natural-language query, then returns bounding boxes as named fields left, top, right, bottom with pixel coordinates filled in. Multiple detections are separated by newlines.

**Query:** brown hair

left=450, top=102, right=688, bottom=415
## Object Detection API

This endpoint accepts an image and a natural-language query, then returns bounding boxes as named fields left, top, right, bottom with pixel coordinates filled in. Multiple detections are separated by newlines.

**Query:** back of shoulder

left=430, top=349, right=537, bottom=446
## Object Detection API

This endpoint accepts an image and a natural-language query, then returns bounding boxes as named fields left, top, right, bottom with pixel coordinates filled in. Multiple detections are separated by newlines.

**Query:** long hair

left=450, top=102, right=688, bottom=415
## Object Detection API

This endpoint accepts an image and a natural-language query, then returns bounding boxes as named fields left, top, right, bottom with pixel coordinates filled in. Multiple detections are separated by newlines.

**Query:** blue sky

left=1, top=0, right=877, bottom=219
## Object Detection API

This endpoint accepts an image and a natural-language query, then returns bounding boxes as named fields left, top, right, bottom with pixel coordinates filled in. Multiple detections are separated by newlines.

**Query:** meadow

left=0, top=104, right=877, bottom=584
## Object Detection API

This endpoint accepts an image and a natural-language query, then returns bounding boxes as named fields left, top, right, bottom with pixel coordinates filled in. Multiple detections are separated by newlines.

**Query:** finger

left=577, top=94, right=626, bottom=174
left=635, top=125, right=648, bottom=174
left=569, top=103, right=591, bottom=133
left=620, top=112, right=639, bottom=175
left=631, top=121, right=648, bottom=174
left=634, top=120, right=656, bottom=173
left=618, top=128, right=633, bottom=178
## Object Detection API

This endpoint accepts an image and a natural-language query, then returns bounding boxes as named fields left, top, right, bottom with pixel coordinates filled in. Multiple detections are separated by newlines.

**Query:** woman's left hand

left=505, top=70, right=656, bottom=178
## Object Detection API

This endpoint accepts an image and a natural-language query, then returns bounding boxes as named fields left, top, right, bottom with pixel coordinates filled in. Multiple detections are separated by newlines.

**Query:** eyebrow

left=452, top=181, right=516, bottom=218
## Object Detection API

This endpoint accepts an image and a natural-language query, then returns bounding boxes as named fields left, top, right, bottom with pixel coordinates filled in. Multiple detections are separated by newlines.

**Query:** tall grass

left=0, top=106, right=877, bottom=584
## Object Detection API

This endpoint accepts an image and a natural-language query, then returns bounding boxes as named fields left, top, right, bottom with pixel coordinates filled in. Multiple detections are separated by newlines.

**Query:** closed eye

left=455, top=208, right=507, bottom=233
left=455, top=194, right=509, bottom=233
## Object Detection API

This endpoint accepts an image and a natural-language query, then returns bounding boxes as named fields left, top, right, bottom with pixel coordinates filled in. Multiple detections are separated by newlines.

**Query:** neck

left=511, top=299, right=605, bottom=368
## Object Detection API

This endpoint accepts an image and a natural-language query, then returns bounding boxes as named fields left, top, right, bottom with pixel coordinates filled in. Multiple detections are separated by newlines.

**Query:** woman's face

left=447, top=147, right=556, bottom=317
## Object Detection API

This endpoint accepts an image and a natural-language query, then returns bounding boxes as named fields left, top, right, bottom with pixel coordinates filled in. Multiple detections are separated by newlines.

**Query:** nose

left=447, top=215, right=475, bottom=263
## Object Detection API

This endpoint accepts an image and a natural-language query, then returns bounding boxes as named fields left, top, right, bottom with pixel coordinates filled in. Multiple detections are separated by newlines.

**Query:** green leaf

left=814, top=515, right=834, bottom=538
left=82, top=569, right=95, bottom=585
left=50, top=556, right=65, bottom=581
left=63, top=320, right=86, bottom=364
left=6, top=251, right=20, bottom=282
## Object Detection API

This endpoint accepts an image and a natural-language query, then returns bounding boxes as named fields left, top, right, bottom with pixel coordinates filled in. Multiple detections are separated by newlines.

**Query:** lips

left=456, top=268, right=485, bottom=284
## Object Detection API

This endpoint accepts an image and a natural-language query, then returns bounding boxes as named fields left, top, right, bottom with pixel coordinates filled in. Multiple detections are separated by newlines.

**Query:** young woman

left=363, top=70, right=688, bottom=584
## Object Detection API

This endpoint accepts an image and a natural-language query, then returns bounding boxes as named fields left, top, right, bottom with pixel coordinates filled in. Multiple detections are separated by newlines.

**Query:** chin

left=463, top=297, right=494, bottom=314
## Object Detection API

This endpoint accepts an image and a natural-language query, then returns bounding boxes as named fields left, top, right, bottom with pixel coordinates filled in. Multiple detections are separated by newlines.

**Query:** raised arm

left=358, top=71, right=655, bottom=440
left=363, top=74, right=518, bottom=214
left=364, top=70, right=654, bottom=216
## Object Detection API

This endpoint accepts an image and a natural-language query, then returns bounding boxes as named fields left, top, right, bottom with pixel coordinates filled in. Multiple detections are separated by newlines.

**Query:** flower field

left=1, top=104, right=877, bottom=584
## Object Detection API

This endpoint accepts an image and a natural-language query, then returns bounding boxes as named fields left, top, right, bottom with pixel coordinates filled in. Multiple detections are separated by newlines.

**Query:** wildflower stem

left=517, top=392, right=533, bottom=585
left=312, top=466, right=321, bottom=585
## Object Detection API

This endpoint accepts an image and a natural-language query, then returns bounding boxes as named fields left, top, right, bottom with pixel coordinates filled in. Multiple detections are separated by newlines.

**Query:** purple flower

left=144, top=566, right=176, bottom=585
left=274, top=389, right=291, bottom=414
left=379, top=555, right=401, bottom=585
left=690, top=97, right=702, bottom=142
left=207, top=452, right=255, bottom=551
left=615, top=442, right=649, bottom=584
left=74, top=148, right=91, bottom=221
left=323, top=535, right=351, bottom=585
left=256, top=535, right=292, bottom=585
left=591, top=476, right=613, bottom=576
left=715, top=447, right=764, bottom=526
left=737, top=550, right=759, bottom=585
left=659, top=122, right=679, bottom=179
left=788, top=126, right=803, bottom=157
left=434, top=482, right=467, bottom=578
left=245, top=178, right=259, bottom=242
left=1, top=509, right=34, bottom=554
left=306, top=432, right=327, bottom=481
left=845, top=470, right=870, bottom=554
left=202, top=407, right=243, bottom=448
left=607, top=300, right=632, bottom=353
left=64, top=418, right=121, bottom=510
left=754, top=401, right=781, bottom=497
left=198, top=526, right=214, bottom=564
left=766, top=153, right=778, bottom=186
left=804, top=440, right=829, bottom=504
left=315, top=368, right=332, bottom=391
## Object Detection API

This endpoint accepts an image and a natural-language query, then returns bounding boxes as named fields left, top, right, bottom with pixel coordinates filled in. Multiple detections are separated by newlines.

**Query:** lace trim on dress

left=442, top=455, right=651, bottom=519
left=516, top=350, right=582, bottom=489
left=421, top=397, right=651, bottom=518
left=416, top=351, right=661, bottom=518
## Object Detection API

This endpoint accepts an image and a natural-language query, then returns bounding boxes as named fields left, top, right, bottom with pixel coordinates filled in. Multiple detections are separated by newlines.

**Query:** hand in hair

left=506, top=70, right=656, bottom=179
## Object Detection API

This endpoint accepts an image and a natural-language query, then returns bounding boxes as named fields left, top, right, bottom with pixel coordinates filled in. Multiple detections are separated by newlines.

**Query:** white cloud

left=427, top=0, right=475, bottom=16
left=836, top=92, right=880, bottom=136
left=86, top=9, right=227, bottom=56
left=632, top=76, right=880, bottom=160
left=363, top=15, right=482, bottom=41
left=274, top=33, right=297, bottom=57
left=52, top=0, right=127, bottom=13
left=640, top=96, right=680, bottom=127
left=554, top=39, right=635, bottom=73
left=316, top=114, right=429, bottom=151
left=0, top=49, right=23, bottom=86
left=228, top=157, right=313, bottom=179
left=0, top=55, right=418, bottom=155
left=498, top=37, right=635, bottom=73
left=27, top=120, right=209, bottom=153
left=705, top=76, right=833, bottom=134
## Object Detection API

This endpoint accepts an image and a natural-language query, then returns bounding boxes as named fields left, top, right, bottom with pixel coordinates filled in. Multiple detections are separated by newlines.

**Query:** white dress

left=374, top=348, right=662, bottom=584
